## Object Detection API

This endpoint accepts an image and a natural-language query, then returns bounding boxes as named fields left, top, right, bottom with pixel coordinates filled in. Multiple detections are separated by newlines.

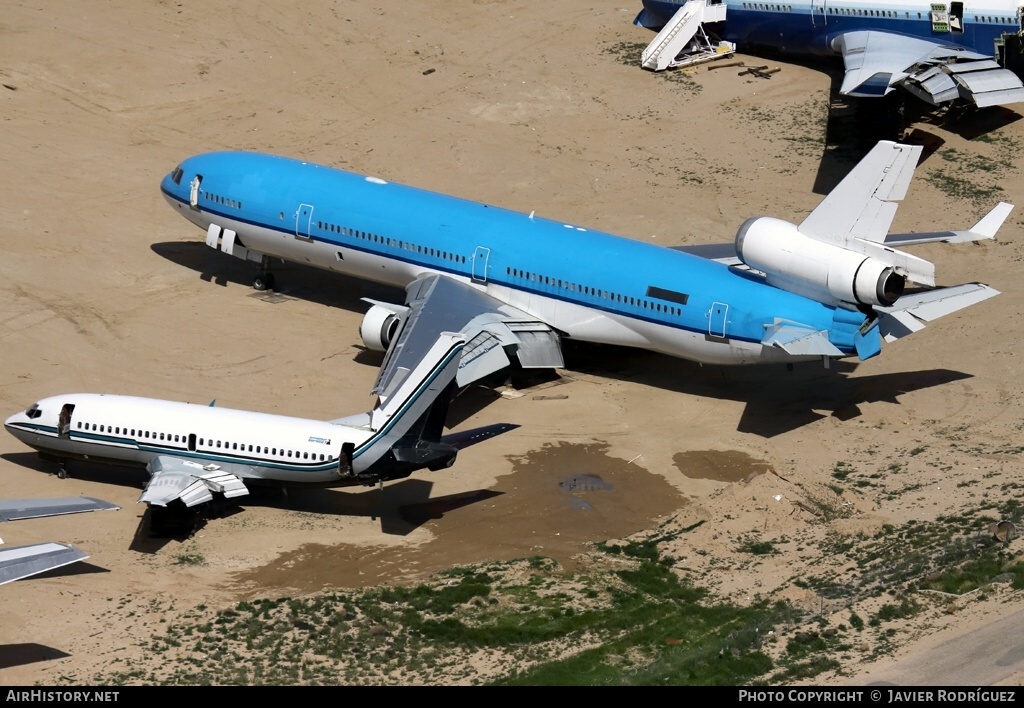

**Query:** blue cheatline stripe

left=164, top=188, right=767, bottom=344
left=352, top=340, right=465, bottom=461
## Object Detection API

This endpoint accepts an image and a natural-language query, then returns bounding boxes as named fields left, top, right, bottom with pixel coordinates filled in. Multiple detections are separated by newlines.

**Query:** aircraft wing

left=140, top=456, right=249, bottom=508
left=832, top=30, right=1024, bottom=107
left=0, top=542, right=89, bottom=586
left=0, top=497, right=120, bottom=522
left=369, top=273, right=564, bottom=408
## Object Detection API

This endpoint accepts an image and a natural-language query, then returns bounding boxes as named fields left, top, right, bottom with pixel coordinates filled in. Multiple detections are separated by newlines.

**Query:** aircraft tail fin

left=350, top=332, right=468, bottom=481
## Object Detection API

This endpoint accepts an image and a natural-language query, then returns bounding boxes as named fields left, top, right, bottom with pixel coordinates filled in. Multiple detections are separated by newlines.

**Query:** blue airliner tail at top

left=160, top=140, right=1008, bottom=384
left=635, top=0, right=1024, bottom=107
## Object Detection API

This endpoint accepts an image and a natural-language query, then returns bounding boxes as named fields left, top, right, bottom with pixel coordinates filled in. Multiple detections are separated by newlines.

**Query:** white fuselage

left=4, top=394, right=357, bottom=486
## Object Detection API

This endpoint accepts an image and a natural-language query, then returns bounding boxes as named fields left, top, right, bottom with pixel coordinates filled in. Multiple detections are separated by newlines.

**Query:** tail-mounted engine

left=736, top=217, right=910, bottom=308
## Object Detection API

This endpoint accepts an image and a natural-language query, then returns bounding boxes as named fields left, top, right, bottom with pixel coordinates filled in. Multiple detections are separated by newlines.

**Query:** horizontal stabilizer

left=440, top=423, right=520, bottom=450
left=762, top=322, right=844, bottom=356
left=0, top=542, right=88, bottom=585
left=884, top=202, right=1013, bottom=245
left=0, top=497, right=120, bottom=522
left=877, top=283, right=1000, bottom=342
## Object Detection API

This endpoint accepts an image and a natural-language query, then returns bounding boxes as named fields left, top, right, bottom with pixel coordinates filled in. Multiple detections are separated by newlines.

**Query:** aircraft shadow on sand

left=151, top=240, right=404, bottom=316
left=559, top=340, right=972, bottom=438
left=803, top=54, right=1022, bottom=195
left=0, top=643, right=71, bottom=671
left=128, top=479, right=504, bottom=551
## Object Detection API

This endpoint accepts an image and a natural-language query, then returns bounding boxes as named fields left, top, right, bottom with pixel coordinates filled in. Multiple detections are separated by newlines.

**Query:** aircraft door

left=295, top=203, right=315, bottom=240
left=709, top=302, right=729, bottom=338
left=811, top=0, right=827, bottom=29
left=58, top=403, right=75, bottom=438
left=189, top=175, right=202, bottom=211
left=949, top=2, right=964, bottom=32
left=471, top=246, right=491, bottom=283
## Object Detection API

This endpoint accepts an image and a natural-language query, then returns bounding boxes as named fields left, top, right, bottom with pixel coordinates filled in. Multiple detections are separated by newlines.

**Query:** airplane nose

left=4, top=411, right=24, bottom=435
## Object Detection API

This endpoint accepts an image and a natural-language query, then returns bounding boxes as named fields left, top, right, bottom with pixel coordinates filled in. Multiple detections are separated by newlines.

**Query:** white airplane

left=158, top=140, right=1007, bottom=380
left=0, top=497, right=119, bottom=585
left=5, top=328, right=507, bottom=524
left=635, top=0, right=1024, bottom=108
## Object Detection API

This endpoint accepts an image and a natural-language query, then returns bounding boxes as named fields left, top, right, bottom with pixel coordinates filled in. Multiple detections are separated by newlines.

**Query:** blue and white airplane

left=158, top=140, right=1008, bottom=383
left=635, top=0, right=1024, bottom=107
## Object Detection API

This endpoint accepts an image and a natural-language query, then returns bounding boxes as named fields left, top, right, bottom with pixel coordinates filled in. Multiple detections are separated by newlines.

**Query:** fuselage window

left=216, top=441, right=221, bottom=448
left=100, top=425, right=105, bottom=433
left=272, top=448, right=277, bottom=455
left=160, top=433, right=165, bottom=440
left=303, top=452, right=308, bottom=459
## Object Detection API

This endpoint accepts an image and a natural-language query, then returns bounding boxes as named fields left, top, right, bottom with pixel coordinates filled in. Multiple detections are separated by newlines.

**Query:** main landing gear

left=252, top=271, right=276, bottom=291
left=251, top=253, right=277, bottom=291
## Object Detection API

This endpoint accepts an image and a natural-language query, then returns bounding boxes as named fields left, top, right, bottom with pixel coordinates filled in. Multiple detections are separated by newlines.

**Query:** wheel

left=253, top=272, right=275, bottom=291
left=57, top=465, right=68, bottom=480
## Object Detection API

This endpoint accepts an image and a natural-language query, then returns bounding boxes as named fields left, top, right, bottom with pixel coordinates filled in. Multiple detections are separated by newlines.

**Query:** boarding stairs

left=641, top=0, right=734, bottom=71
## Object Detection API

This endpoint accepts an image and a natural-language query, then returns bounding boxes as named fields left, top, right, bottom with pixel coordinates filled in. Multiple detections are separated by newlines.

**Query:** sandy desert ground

left=2, top=0, right=1024, bottom=686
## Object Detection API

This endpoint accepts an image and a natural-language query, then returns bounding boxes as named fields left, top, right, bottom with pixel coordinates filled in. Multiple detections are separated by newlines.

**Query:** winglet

left=966, top=202, right=1013, bottom=240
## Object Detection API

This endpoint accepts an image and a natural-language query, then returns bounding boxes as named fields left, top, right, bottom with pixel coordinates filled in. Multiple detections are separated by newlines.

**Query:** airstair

left=641, top=0, right=735, bottom=71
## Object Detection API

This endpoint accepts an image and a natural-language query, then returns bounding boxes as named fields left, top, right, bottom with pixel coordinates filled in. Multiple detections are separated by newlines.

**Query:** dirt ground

left=2, top=0, right=1023, bottom=686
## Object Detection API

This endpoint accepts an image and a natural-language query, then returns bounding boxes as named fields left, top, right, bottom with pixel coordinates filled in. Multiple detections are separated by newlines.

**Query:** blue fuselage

left=160, top=152, right=865, bottom=365
left=638, top=0, right=1020, bottom=57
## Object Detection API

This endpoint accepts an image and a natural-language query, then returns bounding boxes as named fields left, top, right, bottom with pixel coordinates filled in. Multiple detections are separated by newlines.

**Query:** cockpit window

left=172, top=166, right=184, bottom=185
left=25, top=404, right=42, bottom=419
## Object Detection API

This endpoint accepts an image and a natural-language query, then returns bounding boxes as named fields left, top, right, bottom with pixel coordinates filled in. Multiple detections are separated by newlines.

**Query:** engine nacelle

left=736, top=217, right=905, bottom=307
left=359, top=304, right=402, bottom=352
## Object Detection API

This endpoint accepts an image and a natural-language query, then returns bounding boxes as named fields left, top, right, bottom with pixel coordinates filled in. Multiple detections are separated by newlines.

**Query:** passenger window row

left=316, top=220, right=467, bottom=264
left=504, top=267, right=685, bottom=316
left=75, top=421, right=333, bottom=462
left=205, top=192, right=242, bottom=209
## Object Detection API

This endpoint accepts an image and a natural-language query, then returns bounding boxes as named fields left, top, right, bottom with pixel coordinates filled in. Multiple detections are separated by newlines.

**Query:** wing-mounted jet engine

left=359, top=300, right=408, bottom=352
